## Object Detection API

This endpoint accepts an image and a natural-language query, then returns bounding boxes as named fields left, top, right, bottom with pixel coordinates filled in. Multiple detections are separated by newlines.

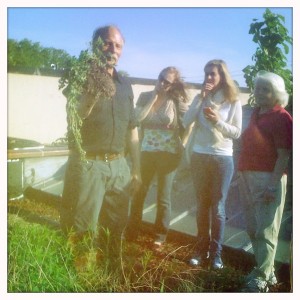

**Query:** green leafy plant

left=243, top=8, right=292, bottom=106
left=59, top=38, right=116, bottom=160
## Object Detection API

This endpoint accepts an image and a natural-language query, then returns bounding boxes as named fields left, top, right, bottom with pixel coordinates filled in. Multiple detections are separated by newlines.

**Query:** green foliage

left=118, top=70, right=130, bottom=77
left=243, top=8, right=293, bottom=106
left=8, top=38, right=72, bottom=72
left=58, top=38, right=115, bottom=160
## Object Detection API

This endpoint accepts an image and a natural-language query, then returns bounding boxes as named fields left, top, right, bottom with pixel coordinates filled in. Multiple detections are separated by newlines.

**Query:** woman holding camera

left=126, top=66, right=189, bottom=247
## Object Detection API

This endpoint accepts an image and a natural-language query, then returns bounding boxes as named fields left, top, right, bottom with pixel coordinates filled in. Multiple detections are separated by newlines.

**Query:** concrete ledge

left=8, top=147, right=70, bottom=159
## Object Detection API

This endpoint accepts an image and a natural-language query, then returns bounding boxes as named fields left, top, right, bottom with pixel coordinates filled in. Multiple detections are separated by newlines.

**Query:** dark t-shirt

left=238, top=105, right=292, bottom=172
left=80, top=71, right=136, bottom=154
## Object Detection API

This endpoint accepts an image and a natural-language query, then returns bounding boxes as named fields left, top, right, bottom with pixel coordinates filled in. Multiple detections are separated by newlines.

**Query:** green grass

left=8, top=212, right=246, bottom=293
left=8, top=214, right=83, bottom=292
left=7, top=199, right=291, bottom=293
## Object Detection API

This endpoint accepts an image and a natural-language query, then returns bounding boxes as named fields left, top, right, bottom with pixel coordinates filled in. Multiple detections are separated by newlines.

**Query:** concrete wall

left=8, top=73, right=250, bottom=145
left=8, top=74, right=67, bottom=145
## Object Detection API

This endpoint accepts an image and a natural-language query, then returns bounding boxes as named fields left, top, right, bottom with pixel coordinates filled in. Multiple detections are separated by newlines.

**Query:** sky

left=6, top=6, right=293, bottom=87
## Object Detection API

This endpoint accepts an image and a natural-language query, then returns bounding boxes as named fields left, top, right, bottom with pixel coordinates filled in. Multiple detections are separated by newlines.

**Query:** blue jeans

left=128, top=151, right=179, bottom=241
left=190, top=153, right=234, bottom=257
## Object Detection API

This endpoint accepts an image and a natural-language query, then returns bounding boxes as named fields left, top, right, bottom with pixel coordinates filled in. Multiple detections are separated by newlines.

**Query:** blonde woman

left=183, top=59, right=242, bottom=269
left=126, top=67, right=189, bottom=247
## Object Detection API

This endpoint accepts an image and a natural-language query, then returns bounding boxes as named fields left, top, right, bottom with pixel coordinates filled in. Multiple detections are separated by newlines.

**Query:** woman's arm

left=135, top=91, right=158, bottom=123
left=264, top=148, right=291, bottom=202
left=182, top=95, right=202, bottom=128
left=214, top=101, right=242, bottom=139
left=181, top=123, right=194, bottom=146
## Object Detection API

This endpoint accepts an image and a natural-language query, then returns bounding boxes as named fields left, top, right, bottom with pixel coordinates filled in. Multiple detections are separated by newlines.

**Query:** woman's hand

left=264, top=187, right=277, bottom=202
left=203, top=106, right=220, bottom=124
left=201, top=82, right=215, bottom=98
left=154, top=80, right=162, bottom=94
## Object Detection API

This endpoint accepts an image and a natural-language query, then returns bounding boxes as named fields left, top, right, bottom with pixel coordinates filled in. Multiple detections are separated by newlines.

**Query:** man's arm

left=127, top=127, right=142, bottom=194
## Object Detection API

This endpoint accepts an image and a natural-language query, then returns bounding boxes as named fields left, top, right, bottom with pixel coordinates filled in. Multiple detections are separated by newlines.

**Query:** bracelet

left=267, top=186, right=277, bottom=193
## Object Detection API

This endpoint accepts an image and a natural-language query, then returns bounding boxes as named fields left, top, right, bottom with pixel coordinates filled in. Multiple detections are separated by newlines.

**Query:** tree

left=7, top=39, right=19, bottom=67
left=243, top=8, right=293, bottom=106
left=8, top=39, right=43, bottom=69
left=118, top=70, right=130, bottom=77
left=8, top=38, right=72, bottom=72
left=40, top=47, right=73, bottom=70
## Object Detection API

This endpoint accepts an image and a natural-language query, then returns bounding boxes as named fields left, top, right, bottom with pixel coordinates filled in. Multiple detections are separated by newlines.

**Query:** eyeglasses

left=158, top=75, right=172, bottom=86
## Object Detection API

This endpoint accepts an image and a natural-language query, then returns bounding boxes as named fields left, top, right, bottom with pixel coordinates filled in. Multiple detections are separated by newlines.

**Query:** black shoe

left=211, top=256, right=223, bottom=270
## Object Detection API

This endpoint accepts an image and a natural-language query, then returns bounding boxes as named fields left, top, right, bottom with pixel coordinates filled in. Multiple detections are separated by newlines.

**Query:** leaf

left=242, top=8, right=292, bottom=101
left=283, top=43, right=289, bottom=54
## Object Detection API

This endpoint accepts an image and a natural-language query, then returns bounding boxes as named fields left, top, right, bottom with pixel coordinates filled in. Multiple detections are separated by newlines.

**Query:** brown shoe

left=74, top=252, right=89, bottom=272
left=67, top=232, right=94, bottom=272
left=96, top=249, right=104, bottom=265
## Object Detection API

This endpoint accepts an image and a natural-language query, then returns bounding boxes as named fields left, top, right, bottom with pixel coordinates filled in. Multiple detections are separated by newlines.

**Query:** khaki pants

left=61, top=155, right=131, bottom=255
left=238, top=171, right=287, bottom=280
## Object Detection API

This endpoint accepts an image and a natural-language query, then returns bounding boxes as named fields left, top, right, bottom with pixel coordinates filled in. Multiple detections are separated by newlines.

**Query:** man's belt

left=86, top=152, right=123, bottom=162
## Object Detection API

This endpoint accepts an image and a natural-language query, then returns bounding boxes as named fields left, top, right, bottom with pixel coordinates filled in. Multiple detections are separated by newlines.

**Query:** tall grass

left=8, top=213, right=200, bottom=292
left=8, top=211, right=247, bottom=293
left=8, top=214, right=83, bottom=292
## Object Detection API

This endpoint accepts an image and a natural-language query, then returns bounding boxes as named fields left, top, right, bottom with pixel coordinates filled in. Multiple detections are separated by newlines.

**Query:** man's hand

left=129, top=172, right=142, bottom=196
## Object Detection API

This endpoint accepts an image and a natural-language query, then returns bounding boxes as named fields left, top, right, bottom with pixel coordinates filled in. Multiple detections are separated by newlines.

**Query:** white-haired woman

left=238, top=71, right=292, bottom=292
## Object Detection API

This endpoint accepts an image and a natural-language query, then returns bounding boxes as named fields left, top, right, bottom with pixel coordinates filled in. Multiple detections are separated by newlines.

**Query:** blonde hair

left=254, top=71, right=289, bottom=107
left=159, top=66, right=189, bottom=103
left=204, top=59, right=239, bottom=102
